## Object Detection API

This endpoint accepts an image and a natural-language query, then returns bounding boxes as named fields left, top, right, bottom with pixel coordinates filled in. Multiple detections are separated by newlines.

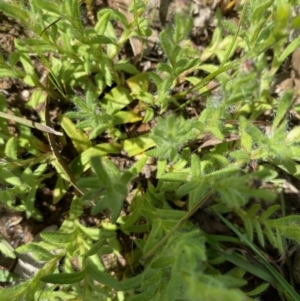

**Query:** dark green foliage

left=0, top=0, right=300, bottom=301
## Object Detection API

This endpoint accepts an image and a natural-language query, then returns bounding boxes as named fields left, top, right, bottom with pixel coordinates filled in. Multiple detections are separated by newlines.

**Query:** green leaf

left=160, top=27, right=180, bottom=66
left=87, top=259, right=124, bottom=290
left=95, top=11, right=111, bottom=35
left=77, top=156, right=129, bottom=223
left=243, top=216, right=254, bottom=242
left=5, top=137, right=18, bottom=160
left=0, top=169, right=22, bottom=186
left=113, top=111, right=142, bottom=125
left=102, top=87, right=133, bottom=114
left=217, top=251, right=276, bottom=285
left=122, top=135, right=156, bottom=156
left=0, top=270, right=19, bottom=282
left=279, top=35, right=300, bottom=64
left=128, top=156, right=148, bottom=176
left=60, top=115, right=92, bottom=153
left=97, top=8, right=128, bottom=27
left=272, top=90, right=293, bottom=131
left=264, top=225, right=277, bottom=248
left=174, top=13, right=193, bottom=43
left=158, top=172, right=189, bottom=182
left=115, top=62, right=139, bottom=75
left=177, top=180, right=200, bottom=198
left=25, top=186, right=37, bottom=219
left=62, top=0, right=83, bottom=31
left=246, top=283, right=269, bottom=296
left=27, top=89, right=48, bottom=109
left=35, top=0, right=61, bottom=15
left=272, top=3, right=290, bottom=39
left=16, top=243, right=56, bottom=261
left=253, top=218, right=265, bottom=247
left=69, top=143, right=121, bottom=178
left=40, top=231, right=76, bottom=244
left=0, top=237, right=16, bottom=259
left=286, top=125, right=300, bottom=143
left=0, top=281, right=28, bottom=301
left=15, top=38, right=58, bottom=53
left=157, top=62, right=173, bottom=74
left=40, top=269, right=86, bottom=284
left=274, top=158, right=300, bottom=180
left=252, top=0, right=273, bottom=22
left=0, top=1, right=29, bottom=23
left=260, top=205, right=280, bottom=221
left=150, top=255, right=174, bottom=269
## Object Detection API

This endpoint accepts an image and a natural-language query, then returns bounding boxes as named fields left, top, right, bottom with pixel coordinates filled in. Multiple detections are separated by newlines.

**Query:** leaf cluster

left=1, top=0, right=300, bottom=301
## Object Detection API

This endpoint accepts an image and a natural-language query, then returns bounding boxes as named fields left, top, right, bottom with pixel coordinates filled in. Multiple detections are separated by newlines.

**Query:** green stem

left=140, top=189, right=213, bottom=262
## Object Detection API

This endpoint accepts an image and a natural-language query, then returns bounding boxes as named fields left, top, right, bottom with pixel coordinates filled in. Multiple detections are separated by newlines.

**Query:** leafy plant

left=0, top=0, right=300, bottom=301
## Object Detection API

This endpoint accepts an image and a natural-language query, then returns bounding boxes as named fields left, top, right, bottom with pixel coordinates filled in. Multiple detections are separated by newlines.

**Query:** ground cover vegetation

left=0, top=0, right=300, bottom=300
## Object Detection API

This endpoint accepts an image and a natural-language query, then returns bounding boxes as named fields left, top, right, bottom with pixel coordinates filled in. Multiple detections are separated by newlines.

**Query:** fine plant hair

left=0, top=0, right=300, bottom=301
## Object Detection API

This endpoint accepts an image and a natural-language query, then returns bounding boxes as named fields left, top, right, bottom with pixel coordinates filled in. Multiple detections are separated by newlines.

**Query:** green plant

left=1, top=0, right=300, bottom=300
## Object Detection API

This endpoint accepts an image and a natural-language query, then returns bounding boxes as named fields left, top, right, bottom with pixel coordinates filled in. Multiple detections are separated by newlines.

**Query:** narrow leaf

left=40, top=269, right=86, bottom=284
